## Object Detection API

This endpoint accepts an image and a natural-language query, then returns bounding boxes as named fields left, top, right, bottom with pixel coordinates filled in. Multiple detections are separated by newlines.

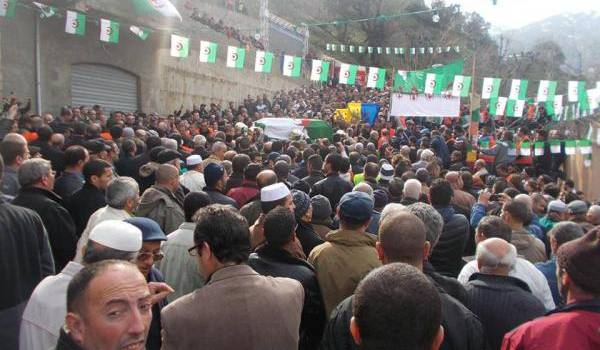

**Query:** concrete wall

left=0, top=4, right=305, bottom=115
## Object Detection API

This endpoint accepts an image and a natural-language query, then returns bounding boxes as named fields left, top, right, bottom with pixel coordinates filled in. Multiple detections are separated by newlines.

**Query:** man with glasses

left=125, top=217, right=168, bottom=350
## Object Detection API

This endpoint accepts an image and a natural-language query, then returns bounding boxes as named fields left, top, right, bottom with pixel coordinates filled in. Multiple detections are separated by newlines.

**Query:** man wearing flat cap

left=308, top=191, right=381, bottom=316
left=202, top=162, right=238, bottom=208
left=568, top=200, right=594, bottom=233
left=502, top=228, right=600, bottom=349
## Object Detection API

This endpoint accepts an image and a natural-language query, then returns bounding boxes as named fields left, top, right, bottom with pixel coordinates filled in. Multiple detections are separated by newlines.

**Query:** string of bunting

left=325, top=44, right=460, bottom=55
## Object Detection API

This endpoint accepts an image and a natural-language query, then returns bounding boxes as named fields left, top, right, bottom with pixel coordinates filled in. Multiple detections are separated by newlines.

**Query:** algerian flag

left=482, top=77, right=501, bottom=99
left=579, top=139, right=592, bottom=155
left=132, top=0, right=182, bottom=21
left=410, top=48, right=416, bottom=55
left=33, top=2, right=56, bottom=18
left=394, top=70, right=408, bottom=91
left=507, top=142, right=517, bottom=156
left=424, top=73, right=444, bottom=95
left=130, top=26, right=150, bottom=40
left=565, top=140, right=577, bottom=155
left=283, top=55, right=302, bottom=77
left=254, top=118, right=332, bottom=141
left=339, top=64, right=357, bottom=85
left=550, top=141, right=562, bottom=154
left=520, top=141, right=531, bottom=156
left=506, top=99, right=525, bottom=118
left=537, top=80, right=557, bottom=102
left=509, top=79, right=528, bottom=100
left=65, top=11, right=86, bottom=36
left=254, top=50, right=273, bottom=73
left=428, top=47, right=434, bottom=54
left=310, top=60, right=330, bottom=82
left=585, top=155, right=592, bottom=168
left=534, top=142, right=545, bottom=156
left=226, top=46, right=245, bottom=69
left=367, top=67, right=386, bottom=89
left=377, top=47, right=383, bottom=54
left=394, top=47, right=400, bottom=55
left=199, top=41, right=218, bottom=63
left=0, top=0, right=16, bottom=18
left=100, top=19, right=119, bottom=43
left=331, top=44, right=337, bottom=52
left=385, top=47, right=391, bottom=54
left=170, top=34, right=189, bottom=58
left=579, top=85, right=590, bottom=114
left=489, top=97, right=508, bottom=116
left=452, top=75, right=471, bottom=97
left=419, top=47, right=425, bottom=54
left=568, top=81, right=582, bottom=102
left=340, top=45, right=346, bottom=52
left=326, top=43, right=331, bottom=51
left=368, top=47, right=373, bottom=54
left=553, top=95, right=564, bottom=120
left=358, top=46, right=365, bottom=53
left=349, top=45, right=355, bottom=53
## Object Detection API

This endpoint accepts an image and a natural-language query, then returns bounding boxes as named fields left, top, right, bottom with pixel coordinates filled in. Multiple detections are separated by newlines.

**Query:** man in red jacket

left=502, top=228, right=600, bottom=350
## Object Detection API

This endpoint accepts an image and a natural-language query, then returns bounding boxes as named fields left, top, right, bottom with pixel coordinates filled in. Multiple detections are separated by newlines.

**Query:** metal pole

left=34, top=16, right=42, bottom=113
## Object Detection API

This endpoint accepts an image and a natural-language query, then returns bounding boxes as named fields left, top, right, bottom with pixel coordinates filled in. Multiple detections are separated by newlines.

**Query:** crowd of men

left=0, top=81, right=599, bottom=350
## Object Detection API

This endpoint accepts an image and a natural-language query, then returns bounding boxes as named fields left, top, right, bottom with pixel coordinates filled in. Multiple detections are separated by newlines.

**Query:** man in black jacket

left=248, top=207, right=326, bottom=350
left=310, top=153, right=353, bottom=211
left=466, top=238, right=545, bottom=350
left=67, top=159, right=113, bottom=237
left=321, top=211, right=485, bottom=350
left=301, top=154, right=324, bottom=189
left=53, top=145, right=88, bottom=199
left=429, top=179, right=470, bottom=277
left=0, top=155, right=54, bottom=350
left=12, top=159, right=77, bottom=272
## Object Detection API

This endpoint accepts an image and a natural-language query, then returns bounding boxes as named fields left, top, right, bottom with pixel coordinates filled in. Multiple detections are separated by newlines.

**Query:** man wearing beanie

left=292, top=190, right=324, bottom=257
left=202, top=162, right=238, bottom=208
left=502, top=228, right=600, bottom=349
left=309, top=191, right=381, bottom=316
left=19, top=220, right=144, bottom=350
left=311, top=195, right=335, bottom=240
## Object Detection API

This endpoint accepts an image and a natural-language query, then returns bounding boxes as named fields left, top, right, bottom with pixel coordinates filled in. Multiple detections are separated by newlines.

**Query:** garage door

left=71, top=64, right=139, bottom=112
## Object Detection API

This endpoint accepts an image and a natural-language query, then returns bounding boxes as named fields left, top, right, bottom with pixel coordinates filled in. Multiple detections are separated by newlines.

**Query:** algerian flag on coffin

left=506, top=99, right=525, bottom=118
left=520, top=141, right=532, bottom=156
left=507, top=142, right=517, bottom=157
left=509, top=79, right=528, bottom=100
left=579, top=139, right=593, bottom=155
left=339, top=64, right=358, bottom=85
left=254, top=118, right=332, bottom=141
left=170, top=34, right=189, bottom=58
left=537, top=80, right=557, bottom=102
left=100, top=19, right=119, bottom=43
left=132, top=0, right=182, bottom=21
left=130, top=25, right=150, bottom=40
left=310, top=60, right=330, bottom=82
left=254, top=51, right=273, bottom=72
left=565, top=140, right=577, bottom=155
left=534, top=142, right=545, bottom=156
left=452, top=75, right=471, bottom=97
left=482, top=77, right=501, bottom=99
left=65, top=11, right=86, bottom=36
left=489, top=97, right=508, bottom=116
left=424, top=73, right=444, bottom=95
left=282, top=55, right=302, bottom=77
left=0, top=0, right=16, bottom=18
left=550, top=141, right=562, bottom=154
left=199, top=41, right=218, bottom=63
left=226, top=46, right=245, bottom=69
left=367, top=67, right=386, bottom=89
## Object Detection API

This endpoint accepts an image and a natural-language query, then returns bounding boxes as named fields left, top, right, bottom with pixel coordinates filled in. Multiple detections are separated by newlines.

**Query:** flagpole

left=468, top=48, right=477, bottom=140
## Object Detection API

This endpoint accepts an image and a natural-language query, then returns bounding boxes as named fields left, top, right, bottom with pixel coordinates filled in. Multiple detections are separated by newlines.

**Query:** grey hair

left=420, top=149, right=435, bottom=162
left=548, top=221, right=584, bottom=246
left=106, top=177, right=139, bottom=209
left=353, top=182, right=373, bottom=197
left=380, top=203, right=405, bottom=223
left=212, top=141, right=226, bottom=153
left=477, top=240, right=517, bottom=272
left=402, top=203, right=443, bottom=248
left=82, top=240, right=138, bottom=264
left=403, top=179, right=422, bottom=200
left=161, top=138, right=178, bottom=150
left=18, top=158, right=52, bottom=187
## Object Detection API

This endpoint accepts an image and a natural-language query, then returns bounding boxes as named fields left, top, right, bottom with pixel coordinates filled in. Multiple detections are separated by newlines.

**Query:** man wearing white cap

left=249, top=182, right=295, bottom=250
left=180, top=155, right=205, bottom=192
left=19, top=220, right=143, bottom=350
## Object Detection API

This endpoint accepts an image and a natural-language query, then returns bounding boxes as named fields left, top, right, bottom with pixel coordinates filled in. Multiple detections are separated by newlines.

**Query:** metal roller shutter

left=71, top=64, right=139, bottom=112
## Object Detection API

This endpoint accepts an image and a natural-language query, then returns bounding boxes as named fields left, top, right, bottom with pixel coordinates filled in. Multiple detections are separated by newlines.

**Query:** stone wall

left=0, top=3, right=305, bottom=115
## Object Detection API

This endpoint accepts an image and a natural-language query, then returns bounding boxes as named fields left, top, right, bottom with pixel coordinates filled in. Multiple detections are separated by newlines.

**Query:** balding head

left=51, top=133, right=65, bottom=147
left=155, top=164, right=179, bottom=191
left=0, top=133, right=28, bottom=166
left=377, top=212, right=428, bottom=267
left=476, top=238, right=517, bottom=276
left=353, top=182, right=374, bottom=198
left=256, top=170, right=277, bottom=189
left=586, top=205, right=600, bottom=226
left=444, top=171, right=462, bottom=190
left=514, top=194, right=533, bottom=210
